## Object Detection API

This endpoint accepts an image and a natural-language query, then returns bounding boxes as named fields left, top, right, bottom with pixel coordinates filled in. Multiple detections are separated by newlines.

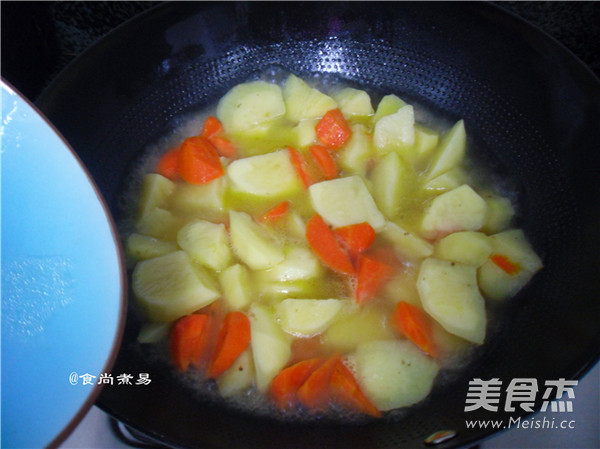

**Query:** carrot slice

left=269, top=358, right=324, bottom=409
left=192, top=301, right=224, bottom=369
left=355, top=254, right=394, bottom=304
left=201, top=116, right=224, bottom=138
left=178, top=136, right=224, bottom=184
left=297, top=353, right=340, bottom=410
left=315, top=109, right=352, bottom=149
left=330, top=359, right=381, bottom=418
left=170, top=314, right=208, bottom=372
left=309, top=145, right=338, bottom=179
left=207, top=311, right=251, bottom=378
left=288, top=147, right=313, bottom=188
left=209, top=135, right=237, bottom=159
left=392, top=301, right=437, bottom=357
left=306, top=214, right=355, bottom=275
left=260, top=201, right=290, bottom=222
left=155, top=146, right=181, bottom=180
left=334, top=222, right=376, bottom=257
left=490, top=254, right=521, bottom=275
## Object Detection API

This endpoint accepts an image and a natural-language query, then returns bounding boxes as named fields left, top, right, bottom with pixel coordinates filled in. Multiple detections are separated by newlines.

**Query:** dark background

left=2, top=1, right=600, bottom=104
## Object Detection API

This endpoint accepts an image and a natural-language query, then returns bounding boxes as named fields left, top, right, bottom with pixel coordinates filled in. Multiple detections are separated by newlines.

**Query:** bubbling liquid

left=121, top=68, right=525, bottom=422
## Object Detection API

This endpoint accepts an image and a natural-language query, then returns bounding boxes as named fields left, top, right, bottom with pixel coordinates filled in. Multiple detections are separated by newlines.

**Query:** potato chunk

left=478, top=229, right=543, bottom=300
left=277, top=298, right=344, bottom=336
left=132, top=251, right=220, bottom=322
left=434, top=231, right=492, bottom=267
left=217, top=81, right=285, bottom=132
left=417, top=258, right=486, bottom=344
left=249, top=303, right=291, bottom=392
left=309, top=176, right=385, bottom=231
left=229, top=211, right=285, bottom=270
left=177, top=220, right=232, bottom=270
left=283, top=74, right=337, bottom=122
left=227, top=149, right=302, bottom=199
left=421, top=185, right=488, bottom=239
left=352, top=340, right=439, bottom=411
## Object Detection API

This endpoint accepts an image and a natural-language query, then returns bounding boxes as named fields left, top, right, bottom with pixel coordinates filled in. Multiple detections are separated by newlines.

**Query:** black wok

left=36, top=2, right=600, bottom=448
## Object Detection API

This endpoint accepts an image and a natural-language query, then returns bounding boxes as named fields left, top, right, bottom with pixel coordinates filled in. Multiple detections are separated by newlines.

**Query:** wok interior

left=37, top=3, right=600, bottom=448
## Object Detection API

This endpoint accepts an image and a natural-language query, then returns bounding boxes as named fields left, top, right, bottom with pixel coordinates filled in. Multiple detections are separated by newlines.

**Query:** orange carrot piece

left=315, top=109, right=352, bottom=149
left=260, top=201, right=290, bottom=222
left=288, top=147, right=312, bottom=188
left=170, top=314, right=208, bottom=372
left=309, top=145, right=338, bottom=179
left=297, top=353, right=340, bottom=410
left=201, top=116, right=224, bottom=138
left=209, top=135, right=237, bottom=159
left=306, top=214, right=355, bottom=275
left=490, top=254, right=521, bottom=275
left=207, top=311, right=251, bottom=378
left=178, top=136, right=224, bottom=185
left=355, top=254, right=394, bottom=304
left=155, top=146, right=181, bottom=180
left=270, top=358, right=324, bottom=409
left=330, top=359, right=381, bottom=418
left=192, top=301, right=224, bottom=369
left=392, top=301, right=437, bottom=357
left=333, top=222, right=376, bottom=256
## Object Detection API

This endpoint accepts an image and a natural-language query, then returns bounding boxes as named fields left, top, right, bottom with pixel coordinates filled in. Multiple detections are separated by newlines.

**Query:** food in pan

left=124, top=73, right=542, bottom=418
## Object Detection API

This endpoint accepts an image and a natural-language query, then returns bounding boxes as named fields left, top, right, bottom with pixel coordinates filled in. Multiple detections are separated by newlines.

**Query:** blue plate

left=1, top=81, right=125, bottom=448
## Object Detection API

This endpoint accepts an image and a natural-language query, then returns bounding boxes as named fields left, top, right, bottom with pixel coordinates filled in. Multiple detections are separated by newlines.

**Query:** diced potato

left=283, top=74, right=337, bottom=123
left=135, top=174, right=180, bottom=238
left=219, top=264, right=253, bottom=310
left=293, top=118, right=318, bottom=148
left=481, top=193, right=515, bottom=234
left=425, top=120, right=466, bottom=181
left=373, top=105, right=415, bottom=153
left=324, top=305, right=393, bottom=353
left=217, top=81, right=286, bottom=132
left=381, top=221, right=434, bottom=261
left=370, top=151, right=414, bottom=219
left=137, top=321, right=171, bottom=344
left=333, top=87, right=374, bottom=118
left=217, top=349, right=255, bottom=397
left=249, top=303, right=291, bottom=392
left=126, top=233, right=177, bottom=261
left=373, top=94, right=406, bottom=122
left=434, top=231, right=492, bottom=267
left=132, top=251, right=220, bottom=322
left=137, top=173, right=175, bottom=219
left=177, top=220, right=233, bottom=270
left=227, top=149, right=302, bottom=199
left=255, top=246, right=322, bottom=283
left=421, top=185, right=488, bottom=239
left=229, top=120, right=296, bottom=157
left=478, top=229, right=543, bottom=300
left=422, top=167, right=468, bottom=194
left=277, top=298, right=344, bottom=336
left=135, top=207, right=180, bottom=239
left=254, top=279, right=324, bottom=303
left=412, top=124, right=440, bottom=164
left=309, top=176, right=386, bottom=231
left=229, top=211, right=285, bottom=270
left=170, top=177, right=227, bottom=221
left=417, top=258, right=486, bottom=344
left=338, top=124, right=373, bottom=176
left=352, top=340, right=439, bottom=410
left=382, top=266, right=421, bottom=307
